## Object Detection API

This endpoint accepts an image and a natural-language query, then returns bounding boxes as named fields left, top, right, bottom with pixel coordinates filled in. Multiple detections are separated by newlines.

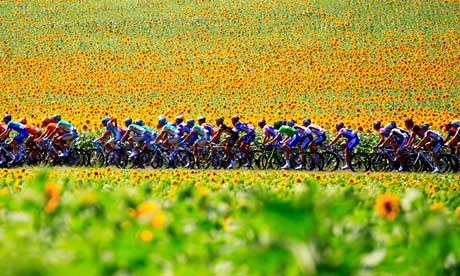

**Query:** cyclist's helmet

left=101, top=117, right=110, bottom=126
left=274, top=120, right=282, bottom=129
left=231, top=116, right=240, bottom=125
left=175, top=116, right=184, bottom=124
left=287, top=120, right=296, bottom=127
left=280, top=119, right=287, bottom=126
left=302, top=118, right=311, bottom=126
left=135, top=119, right=144, bottom=126
left=19, top=118, right=27, bottom=125
left=373, top=120, right=381, bottom=129
left=186, top=119, right=195, bottom=127
left=420, top=123, right=429, bottom=131
left=216, top=117, right=224, bottom=126
left=197, top=116, right=206, bottom=124
left=336, top=122, right=344, bottom=130
left=3, top=114, right=12, bottom=124
left=157, top=116, right=167, bottom=126
left=52, top=114, right=61, bottom=122
left=452, top=120, right=460, bottom=127
left=124, top=118, right=132, bottom=126
left=404, top=118, right=414, bottom=128
left=257, top=119, right=266, bottom=128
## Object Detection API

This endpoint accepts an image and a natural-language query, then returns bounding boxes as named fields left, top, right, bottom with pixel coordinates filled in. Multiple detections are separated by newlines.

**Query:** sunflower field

left=1, top=168, right=460, bottom=275
left=2, top=0, right=460, bottom=274
left=1, top=0, right=459, bottom=130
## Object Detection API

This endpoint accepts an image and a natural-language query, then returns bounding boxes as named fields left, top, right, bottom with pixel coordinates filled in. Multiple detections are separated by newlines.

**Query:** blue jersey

left=338, top=128, right=358, bottom=140
left=234, top=122, right=255, bottom=134
left=7, top=121, right=28, bottom=134
left=107, top=124, right=122, bottom=138
left=177, top=122, right=191, bottom=136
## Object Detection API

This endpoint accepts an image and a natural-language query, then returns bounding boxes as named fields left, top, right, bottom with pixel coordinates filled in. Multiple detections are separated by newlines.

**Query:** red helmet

left=231, top=116, right=240, bottom=125
left=19, top=118, right=27, bottom=125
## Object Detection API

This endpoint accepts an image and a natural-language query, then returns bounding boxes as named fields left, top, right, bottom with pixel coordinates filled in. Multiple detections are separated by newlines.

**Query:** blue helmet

left=280, top=119, right=287, bottom=126
left=336, top=122, right=344, bottom=129
left=3, top=114, right=12, bottom=123
left=384, top=121, right=396, bottom=132
left=452, top=120, right=460, bottom=127
left=198, top=116, right=206, bottom=123
left=101, top=117, right=110, bottom=126
left=175, top=116, right=184, bottom=124
left=157, top=116, right=167, bottom=125
left=420, top=123, right=429, bottom=131
left=303, top=118, right=311, bottom=126
left=135, top=119, right=144, bottom=126
left=373, top=121, right=381, bottom=128
left=52, top=114, right=61, bottom=121
left=287, top=120, right=296, bottom=127
left=186, top=119, right=195, bottom=126
left=124, top=118, right=132, bottom=125
left=257, top=119, right=266, bottom=127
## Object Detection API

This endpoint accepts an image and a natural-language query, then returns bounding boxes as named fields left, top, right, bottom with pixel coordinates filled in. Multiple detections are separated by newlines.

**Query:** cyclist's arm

left=97, top=131, right=110, bottom=142
left=267, top=133, right=282, bottom=145
left=443, top=133, right=452, bottom=144
left=381, top=133, right=394, bottom=147
left=415, top=136, right=429, bottom=148
left=328, top=134, right=341, bottom=146
left=0, top=128, right=11, bottom=141
left=376, top=132, right=385, bottom=146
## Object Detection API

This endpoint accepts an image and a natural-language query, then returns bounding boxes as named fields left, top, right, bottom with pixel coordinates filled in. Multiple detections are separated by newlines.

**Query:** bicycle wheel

left=290, top=152, right=313, bottom=170
left=438, top=154, right=451, bottom=173
left=319, top=151, right=340, bottom=172
left=350, top=152, right=368, bottom=172
left=370, top=153, right=390, bottom=172
left=88, top=149, right=105, bottom=167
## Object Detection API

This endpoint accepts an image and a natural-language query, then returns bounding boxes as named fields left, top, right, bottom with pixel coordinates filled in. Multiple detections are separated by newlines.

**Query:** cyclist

left=171, top=116, right=184, bottom=128
left=328, top=122, right=360, bottom=170
left=267, top=121, right=300, bottom=169
left=443, top=120, right=460, bottom=148
left=446, top=121, right=460, bottom=154
left=123, top=122, right=149, bottom=159
left=414, top=123, right=443, bottom=173
left=0, top=115, right=29, bottom=164
left=228, top=116, right=256, bottom=168
left=212, top=117, right=239, bottom=168
left=135, top=119, right=157, bottom=142
left=155, top=116, right=180, bottom=150
left=49, top=120, right=78, bottom=157
left=198, top=116, right=218, bottom=138
left=40, top=114, right=61, bottom=128
left=18, top=118, right=42, bottom=159
left=121, top=118, right=132, bottom=140
left=95, top=117, right=123, bottom=153
left=380, top=122, right=410, bottom=171
left=373, top=121, right=390, bottom=147
left=258, top=119, right=280, bottom=145
left=303, top=118, right=327, bottom=155
left=404, top=118, right=425, bottom=147
left=293, top=120, right=314, bottom=170
left=183, top=123, right=209, bottom=163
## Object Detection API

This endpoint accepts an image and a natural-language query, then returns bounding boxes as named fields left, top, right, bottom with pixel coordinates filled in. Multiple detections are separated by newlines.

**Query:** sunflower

left=375, top=193, right=400, bottom=220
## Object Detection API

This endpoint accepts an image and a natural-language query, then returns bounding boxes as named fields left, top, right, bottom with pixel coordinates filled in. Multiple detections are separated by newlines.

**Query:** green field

left=1, top=168, right=460, bottom=275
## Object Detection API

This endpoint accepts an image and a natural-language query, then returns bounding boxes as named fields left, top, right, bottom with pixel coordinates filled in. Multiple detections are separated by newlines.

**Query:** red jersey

left=25, top=124, right=42, bottom=136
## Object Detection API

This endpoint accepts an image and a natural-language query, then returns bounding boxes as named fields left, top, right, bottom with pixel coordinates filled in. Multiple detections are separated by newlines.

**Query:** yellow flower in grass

left=375, top=193, right=400, bottom=220
left=138, top=230, right=153, bottom=242
left=44, top=182, right=60, bottom=213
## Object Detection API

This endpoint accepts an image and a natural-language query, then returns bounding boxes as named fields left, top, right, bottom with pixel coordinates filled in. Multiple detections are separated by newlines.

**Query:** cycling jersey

left=390, top=127, right=409, bottom=140
left=107, top=122, right=123, bottom=140
left=162, top=124, right=179, bottom=137
left=202, top=123, right=218, bottom=136
left=7, top=121, right=29, bottom=143
left=424, top=130, right=443, bottom=142
left=263, top=125, right=277, bottom=137
left=128, top=124, right=145, bottom=135
left=192, top=125, right=209, bottom=138
left=234, top=122, right=255, bottom=134
left=338, top=128, right=358, bottom=140
left=278, top=126, right=297, bottom=137
left=56, top=120, right=74, bottom=133
left=294, top=125, right=312, bottom=137
left=25, top=124, right=42, bottom=136
left=177, top=122, right=191, bottom=136
left=307, top=124, right=326, bottom=136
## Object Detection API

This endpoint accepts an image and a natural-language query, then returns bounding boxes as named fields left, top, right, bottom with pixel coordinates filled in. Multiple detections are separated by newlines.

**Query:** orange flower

left=44, top=182, right=60, bottom=213
left=375, top=193, right=400, bottom=220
